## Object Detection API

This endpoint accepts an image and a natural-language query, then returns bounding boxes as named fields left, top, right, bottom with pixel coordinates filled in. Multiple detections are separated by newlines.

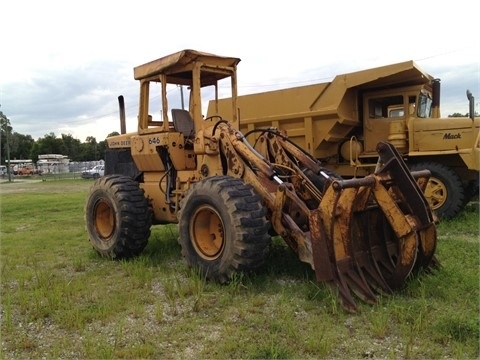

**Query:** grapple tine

left=413, top=175, right=440, bottom=271
left=386, top=232, right=418, bottom=289
left=350, top=208, right=392, bottom=295
left=309, top=209, right=336, bottom=283
left=363, top=210, right=396, bottom=276
left=370, top=210, right=417, bottom=289
left=334, top=278, right=359, bottom=314
left=333, top=187, right=378, bottom=304
left=317, top=185, right=380, bottom=311
left=416, top=223, right=438, bottom=270
left=348, top=187, right=393, bottom=294
left=310, top=209, right=359, bottom=313
left=369, top=177, right=419, bottom=289
left=337, top=259, right=377, bottom=305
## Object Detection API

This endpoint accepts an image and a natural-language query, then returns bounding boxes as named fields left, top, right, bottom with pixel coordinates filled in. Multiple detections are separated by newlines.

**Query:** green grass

left=1, top=180, right=479, bottom=359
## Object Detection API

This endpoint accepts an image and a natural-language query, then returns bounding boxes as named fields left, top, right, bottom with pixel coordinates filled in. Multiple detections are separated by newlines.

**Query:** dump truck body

left=85, top=50, right=438, bottom=313
left=208, top=61, right=479, bottom=219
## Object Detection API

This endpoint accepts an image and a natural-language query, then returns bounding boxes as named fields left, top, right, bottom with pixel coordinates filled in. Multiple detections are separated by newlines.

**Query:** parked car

left=17, top=165, right=37, bottom=175
left=81, top=165, right=105, bottom=179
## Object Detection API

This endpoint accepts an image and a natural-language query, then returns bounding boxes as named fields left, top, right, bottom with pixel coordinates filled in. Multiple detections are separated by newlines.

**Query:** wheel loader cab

left=103, top=50, right=242, bottom=222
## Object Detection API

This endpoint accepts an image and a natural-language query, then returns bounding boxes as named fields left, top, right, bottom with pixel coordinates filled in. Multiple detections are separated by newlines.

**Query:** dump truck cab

left=362, top=84, right=427, bottom=154
left=358, top=77, right=479, bottom=218
left=362, top=81, right=478, bottom=164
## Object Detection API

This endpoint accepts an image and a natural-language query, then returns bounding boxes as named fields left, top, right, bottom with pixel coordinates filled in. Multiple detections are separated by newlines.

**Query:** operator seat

left=172, top=109, right=194, bottom=138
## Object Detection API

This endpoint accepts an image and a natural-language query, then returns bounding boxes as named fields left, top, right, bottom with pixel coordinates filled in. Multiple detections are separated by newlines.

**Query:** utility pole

left=0, top=107, right=12, bottom=182
left=0, top=107, right=2, bottom=168
left=179, top=85, right=185, bottom=110
left=6, top=124, right=11, bottom=182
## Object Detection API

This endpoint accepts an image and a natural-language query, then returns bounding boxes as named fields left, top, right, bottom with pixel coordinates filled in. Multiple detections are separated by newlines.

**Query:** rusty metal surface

left=212, top=123, right=439, bottom=313
left=271, top=133, right=435, bottom=310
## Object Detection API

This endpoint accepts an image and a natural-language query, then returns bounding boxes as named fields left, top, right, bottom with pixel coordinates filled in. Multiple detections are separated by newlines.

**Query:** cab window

left=368, top=95, right=404, bottom=118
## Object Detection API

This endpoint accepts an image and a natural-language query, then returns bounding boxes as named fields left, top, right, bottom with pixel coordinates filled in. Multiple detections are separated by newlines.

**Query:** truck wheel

left=410, top=162, right=465, bottom=219
left=178, top=176, right=271, bottom=283
left=85, top=175, right=152, bottom=259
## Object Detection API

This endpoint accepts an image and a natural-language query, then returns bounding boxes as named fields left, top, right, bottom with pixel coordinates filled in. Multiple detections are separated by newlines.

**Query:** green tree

left=80, top=136, right=99, bottom=161
left=448, top=111, right=479, bottom=117
left=0, top=112, right=34, bottom=162
left=93, top=132, right=119, bottom=161
left=31, top=133, right=67, bottom=162
left=9, top=133, right=35, bottom=160
left=2, top=124, right=120, bottom=164
left=0, top=110, right=13, bottom=165
left=29, top=142, right=41, bottom=163
left=61, top=134, right=82, bottom=162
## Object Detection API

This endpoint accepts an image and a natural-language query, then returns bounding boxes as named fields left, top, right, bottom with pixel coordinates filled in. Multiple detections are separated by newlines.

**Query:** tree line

left=0, top=110, right=118, bottom=165
left=1, top=109, right=474, bottom=166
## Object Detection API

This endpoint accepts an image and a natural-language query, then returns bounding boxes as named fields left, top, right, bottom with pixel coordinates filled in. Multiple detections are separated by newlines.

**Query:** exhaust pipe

left=118, top=95, right=126, bottom=134
left=467, top=90, right=475, bottom=121
left=431, top=79, right=441, bottom=118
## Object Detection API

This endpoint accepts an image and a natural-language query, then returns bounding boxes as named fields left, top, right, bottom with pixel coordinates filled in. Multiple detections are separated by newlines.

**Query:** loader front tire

left=178, top=176, right=270, bottom=283
left=85, top=175, right=152, bottom=259
left=410, top=162, right=465, bottom=219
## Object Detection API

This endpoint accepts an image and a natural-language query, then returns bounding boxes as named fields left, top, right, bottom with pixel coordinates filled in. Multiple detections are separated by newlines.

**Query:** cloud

left=2, top=60, right=137, bottom=140
left=1, top=0, right=479, bottom=142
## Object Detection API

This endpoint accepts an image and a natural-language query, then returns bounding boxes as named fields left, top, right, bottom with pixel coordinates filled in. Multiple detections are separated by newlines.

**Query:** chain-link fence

left=1, top=160, right=105, bottom=181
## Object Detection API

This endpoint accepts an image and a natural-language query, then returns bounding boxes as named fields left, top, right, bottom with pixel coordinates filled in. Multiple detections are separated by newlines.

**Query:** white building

left=37, top=154, right=70, bottom=174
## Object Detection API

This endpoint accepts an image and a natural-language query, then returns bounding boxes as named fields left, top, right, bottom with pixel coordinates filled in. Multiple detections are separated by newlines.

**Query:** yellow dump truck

left=208, top=61, right=479, bottom=219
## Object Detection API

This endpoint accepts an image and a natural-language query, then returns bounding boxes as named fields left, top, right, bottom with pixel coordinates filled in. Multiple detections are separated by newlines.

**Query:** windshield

left=417, top=92, right=432, bottom=118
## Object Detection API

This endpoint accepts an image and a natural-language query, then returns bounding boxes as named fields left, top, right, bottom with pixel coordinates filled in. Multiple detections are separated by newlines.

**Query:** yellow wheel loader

left=84, top=50, right=438, bottom=312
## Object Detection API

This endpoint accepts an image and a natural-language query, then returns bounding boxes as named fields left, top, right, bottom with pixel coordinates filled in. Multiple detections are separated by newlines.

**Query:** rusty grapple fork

left=312, top=141, right=439, bottom=312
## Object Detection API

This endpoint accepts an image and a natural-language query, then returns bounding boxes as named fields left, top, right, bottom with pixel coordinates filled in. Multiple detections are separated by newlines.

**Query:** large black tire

left=177, top=176, right=271, bottom=283
left=85, top=175, right=152, bottom=259
left=410, top=162, right=465, bottom=219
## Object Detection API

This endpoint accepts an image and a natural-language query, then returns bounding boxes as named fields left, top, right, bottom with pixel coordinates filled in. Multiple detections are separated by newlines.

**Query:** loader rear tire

left=178, top=176, right=270, bottom=283
left=85, top=175, right=152, bottom=259
left=410, top=162, right=465, bottom=219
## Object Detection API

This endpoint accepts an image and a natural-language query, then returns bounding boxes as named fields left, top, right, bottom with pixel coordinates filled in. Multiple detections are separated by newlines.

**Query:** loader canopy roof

left=133, top=49, right=241, bottom=86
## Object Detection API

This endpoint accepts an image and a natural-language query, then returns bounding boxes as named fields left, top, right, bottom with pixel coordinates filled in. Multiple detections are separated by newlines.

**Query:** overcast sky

left=1, top=0, right=479, bottom=142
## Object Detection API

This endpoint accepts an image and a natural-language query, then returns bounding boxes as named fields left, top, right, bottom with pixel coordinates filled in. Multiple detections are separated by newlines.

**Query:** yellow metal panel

left=130, top=135, right=165, bottom=171
left=412, top=118, right=476, bottom=152
left=167, top=133, right=196, bottom=170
